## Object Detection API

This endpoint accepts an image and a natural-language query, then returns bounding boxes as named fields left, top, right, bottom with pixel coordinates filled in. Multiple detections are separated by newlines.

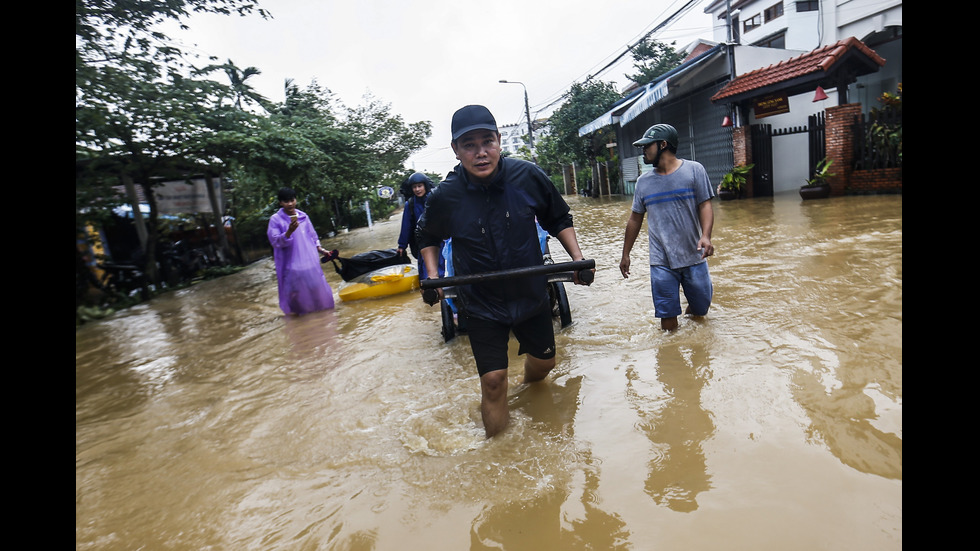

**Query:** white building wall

left=707, top=0, right=901, bottom=50
left=826, top=0, right=903, bottom=44
left=732, top=44, right=806, bottom=77
left=705, top=0, right=900, bottom=193
left=738, top=0, right=820, bottom=50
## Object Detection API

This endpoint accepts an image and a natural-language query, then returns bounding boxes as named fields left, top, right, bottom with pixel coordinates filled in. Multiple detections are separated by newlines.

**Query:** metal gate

left=750, top=112, right=826, bottom=197
left=807, top=112, right=826, bottom=176
left=750, top=124, right=774, bottom=197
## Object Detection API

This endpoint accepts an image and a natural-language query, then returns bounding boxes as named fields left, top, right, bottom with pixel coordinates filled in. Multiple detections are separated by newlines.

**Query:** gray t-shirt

left=631, top=159, right=715, bottom=269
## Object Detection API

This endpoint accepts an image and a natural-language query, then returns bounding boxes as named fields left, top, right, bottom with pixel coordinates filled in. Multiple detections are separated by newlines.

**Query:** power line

left=537, top=0, right=691, bottom=105
left=583, top=0, right=701, bottom=84
left=530, top=0, right=705, bottom=115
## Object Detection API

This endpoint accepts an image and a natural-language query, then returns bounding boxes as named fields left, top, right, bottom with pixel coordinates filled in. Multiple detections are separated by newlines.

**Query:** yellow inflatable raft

left=338, top=264, right=420, bottom=302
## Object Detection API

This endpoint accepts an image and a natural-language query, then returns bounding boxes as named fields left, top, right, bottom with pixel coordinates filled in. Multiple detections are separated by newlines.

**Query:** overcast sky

left=161, top=0, right=720, bottom=176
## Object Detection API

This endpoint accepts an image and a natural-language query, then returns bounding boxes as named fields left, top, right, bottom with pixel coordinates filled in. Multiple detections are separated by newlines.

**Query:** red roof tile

left=710, top=37, right=886, bottom=102
left=682, top=41, right=716, bottom=63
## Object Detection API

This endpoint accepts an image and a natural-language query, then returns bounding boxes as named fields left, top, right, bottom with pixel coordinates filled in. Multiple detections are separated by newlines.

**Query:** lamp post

left=498, top=80, right=535, bottom=162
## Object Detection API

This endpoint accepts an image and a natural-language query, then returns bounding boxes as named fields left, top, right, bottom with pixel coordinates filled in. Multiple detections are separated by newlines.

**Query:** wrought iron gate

left=808, top=112, right=826, bottom=175
left=750, top=124, right=774, bottom=197
left=750, top=112, right=826, bottom=197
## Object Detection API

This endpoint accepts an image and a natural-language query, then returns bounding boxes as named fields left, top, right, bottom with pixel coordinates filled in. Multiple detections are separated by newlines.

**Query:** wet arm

left=554, top=227, right=593, bottom=285
left=554, top=227, right=584, bottom=262
left=620, top=211, right=644, bottom=278
left=697, top=200, right=714, bottom=258
left=415, top=190, right=446, bottom=288
left=420, top=245, right=441, bottom=280
left=419, top=245, right=443, bottom=303
left=396, top=207, right=412, bottom=256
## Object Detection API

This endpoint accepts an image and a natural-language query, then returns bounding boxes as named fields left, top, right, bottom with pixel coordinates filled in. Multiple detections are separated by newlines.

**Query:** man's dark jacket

left=416, top=157, right=574, bottom=324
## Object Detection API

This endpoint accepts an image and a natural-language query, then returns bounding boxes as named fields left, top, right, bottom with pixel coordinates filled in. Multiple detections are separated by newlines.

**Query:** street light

left=498, top=80, right=535, bottom=160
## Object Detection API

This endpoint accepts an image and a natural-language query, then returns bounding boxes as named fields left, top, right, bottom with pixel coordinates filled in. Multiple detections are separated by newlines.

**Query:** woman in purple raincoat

left=267, top=187, right=335, bottom=315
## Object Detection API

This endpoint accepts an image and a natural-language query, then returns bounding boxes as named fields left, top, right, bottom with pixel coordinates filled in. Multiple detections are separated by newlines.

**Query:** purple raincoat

left=267, top=208, right=335, bottom=315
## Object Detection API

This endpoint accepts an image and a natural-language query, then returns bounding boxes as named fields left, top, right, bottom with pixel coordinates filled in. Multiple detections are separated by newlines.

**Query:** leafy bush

left=803, top=157, right=835, bottom=188
left=719, top=163, right=754, bottom=192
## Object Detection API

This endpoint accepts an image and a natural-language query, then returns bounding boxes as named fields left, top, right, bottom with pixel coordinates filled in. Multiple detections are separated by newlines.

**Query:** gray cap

left=451, top=105, right=498, bottom=141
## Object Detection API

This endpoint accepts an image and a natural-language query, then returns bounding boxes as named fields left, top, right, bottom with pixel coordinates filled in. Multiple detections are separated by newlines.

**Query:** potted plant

left=718, top=163, right=754, bottom=200
left=800, top=157, right=835, bottom=199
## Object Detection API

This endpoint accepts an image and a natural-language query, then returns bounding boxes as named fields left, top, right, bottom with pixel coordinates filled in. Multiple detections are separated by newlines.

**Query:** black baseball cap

left=451, top=105, right=498, bottom=141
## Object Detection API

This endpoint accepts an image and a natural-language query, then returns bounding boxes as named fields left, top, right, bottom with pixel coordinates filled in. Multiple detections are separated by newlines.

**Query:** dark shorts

left=465, top=305, right=556, bottom=377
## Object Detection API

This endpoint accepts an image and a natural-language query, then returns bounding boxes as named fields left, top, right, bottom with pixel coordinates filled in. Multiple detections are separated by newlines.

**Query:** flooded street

left=76, top=193, right=902, bottom=550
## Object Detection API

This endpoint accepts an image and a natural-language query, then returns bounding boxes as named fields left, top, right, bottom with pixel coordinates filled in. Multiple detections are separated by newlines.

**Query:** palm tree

left=197, top=59, right=268, bottom=111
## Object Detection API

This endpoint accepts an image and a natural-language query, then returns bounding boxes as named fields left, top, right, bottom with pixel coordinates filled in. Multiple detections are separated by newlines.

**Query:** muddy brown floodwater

left=76, top=193, right=902, bottom=550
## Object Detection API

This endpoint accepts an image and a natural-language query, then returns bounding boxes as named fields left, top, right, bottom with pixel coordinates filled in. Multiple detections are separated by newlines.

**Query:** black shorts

left=466, top=305, right=556, bottom=377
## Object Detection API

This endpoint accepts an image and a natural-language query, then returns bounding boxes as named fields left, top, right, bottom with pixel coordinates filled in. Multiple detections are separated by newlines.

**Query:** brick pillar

left=825, top=103, right=861, bottom=196
left=732, top=126, right=752, bottom=196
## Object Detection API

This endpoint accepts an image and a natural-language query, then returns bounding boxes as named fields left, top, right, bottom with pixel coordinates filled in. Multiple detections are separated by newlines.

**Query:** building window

left=756, top=32, right=786, bottom=48
left=797, top=1, right=818, bottom=12
left=764, top=2, right=783, bottom=23
left=744, top=13, right=762, bottom=33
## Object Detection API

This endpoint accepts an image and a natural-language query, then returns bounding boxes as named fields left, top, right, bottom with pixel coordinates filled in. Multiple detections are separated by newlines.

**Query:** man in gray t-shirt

left=620, top=123, right=716, bottom=331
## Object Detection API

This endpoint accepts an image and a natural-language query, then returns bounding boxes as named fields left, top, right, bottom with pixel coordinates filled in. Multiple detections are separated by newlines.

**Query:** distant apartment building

left=498, top=123, right=526, bottom=156
left=497, top=120, right=549, bottom=158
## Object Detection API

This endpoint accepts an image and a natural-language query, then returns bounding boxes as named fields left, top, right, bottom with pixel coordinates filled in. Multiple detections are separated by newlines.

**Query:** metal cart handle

left=421, top=259, right=594, bottom=305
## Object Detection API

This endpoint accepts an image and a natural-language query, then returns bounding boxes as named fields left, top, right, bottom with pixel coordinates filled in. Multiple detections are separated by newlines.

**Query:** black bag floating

left=328, top=248, right=410, bottom=282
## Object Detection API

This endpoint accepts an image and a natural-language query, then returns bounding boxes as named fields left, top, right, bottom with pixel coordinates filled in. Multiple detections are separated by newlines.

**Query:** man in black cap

left=416, top=104, right=592, bottom=437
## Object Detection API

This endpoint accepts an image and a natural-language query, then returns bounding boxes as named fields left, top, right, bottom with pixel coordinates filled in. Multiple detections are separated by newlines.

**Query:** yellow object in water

left=338, top=264, right=420, bottom=302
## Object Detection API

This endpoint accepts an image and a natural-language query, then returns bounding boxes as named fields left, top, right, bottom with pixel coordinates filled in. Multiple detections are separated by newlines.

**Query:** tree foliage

left=530, top=39, right=683, bottom=192
left=76, top=0, right=269, bottom=238
left=76, top=0, right=432, bottom=297
left=194, top=59, right=269, bottom=111
left=535, top=81, right=623, bottom=177
left=625, top=39, right=686, bottom=85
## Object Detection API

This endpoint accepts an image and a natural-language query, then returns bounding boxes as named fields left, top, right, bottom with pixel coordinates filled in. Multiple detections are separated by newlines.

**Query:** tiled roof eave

left=709, top=37, right=886, bottom=104
left=717, top=72, right=827, bottom=104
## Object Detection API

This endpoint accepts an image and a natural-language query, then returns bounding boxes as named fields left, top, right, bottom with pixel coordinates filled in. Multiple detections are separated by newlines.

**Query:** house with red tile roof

left=579, top=1, right=901, bottom=197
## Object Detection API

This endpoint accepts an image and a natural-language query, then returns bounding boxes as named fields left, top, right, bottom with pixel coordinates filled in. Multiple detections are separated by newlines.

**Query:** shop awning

left=577, top=88, right=647, bottom=136
left=579, top=43, right=725, bottom=133
left=620, top=79, right=671, bottom=126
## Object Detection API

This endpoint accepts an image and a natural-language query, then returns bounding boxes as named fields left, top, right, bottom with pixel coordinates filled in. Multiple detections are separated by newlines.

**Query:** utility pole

left=499, top=80, right=535, bottom=163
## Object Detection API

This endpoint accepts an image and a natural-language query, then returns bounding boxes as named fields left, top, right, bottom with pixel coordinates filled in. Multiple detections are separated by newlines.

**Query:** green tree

left=76, top=0, right=434, bottom=303
left=77, top=0, right=268, bottom=285
left=331, top=93, right=431, bottom=230
left=341, top=94, right=431, bottom=183
left=195, top=59, right=269, bottom=111
left=242, top=84, right=431, bottom=234
left=76, top=0, right=268, bottom=78
left=535, top=81, right=622, bottom=182
left=625, top=39, right=686, bottom=85
left=78, top=60, right=213, bottom=283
